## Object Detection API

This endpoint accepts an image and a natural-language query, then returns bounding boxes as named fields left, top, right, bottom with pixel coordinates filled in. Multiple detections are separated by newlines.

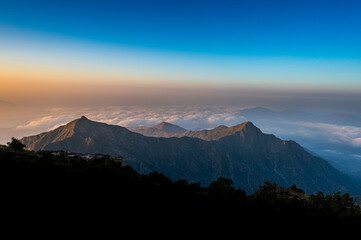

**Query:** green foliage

left=253, top=180, right=278, bottom=200
left=308, top=191, right=361, bottom=217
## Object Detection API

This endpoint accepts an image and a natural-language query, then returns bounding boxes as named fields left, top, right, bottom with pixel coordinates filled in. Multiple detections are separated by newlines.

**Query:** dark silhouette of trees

left=208, top=176, right=246, bottom=199
left=1, top=142, right=361, bottom=231
left=308, top=191, right=361, bottom=217
left=290, top=184, right=304, bottom=193
left=253, top=180, right=278, bottom=201
left=209, top=176, right=234, bottom=192
left=7, top=137, right=25, bottom=151
left=141, top=171, right=172, bottom=185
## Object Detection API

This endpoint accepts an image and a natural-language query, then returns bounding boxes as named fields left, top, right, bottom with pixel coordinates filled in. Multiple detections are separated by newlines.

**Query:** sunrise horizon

left=3, top=1, right=361, bottom=228
left=1, top=1, right=361, bottom=110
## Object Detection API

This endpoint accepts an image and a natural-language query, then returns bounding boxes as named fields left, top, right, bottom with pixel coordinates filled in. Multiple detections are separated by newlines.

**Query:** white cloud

left=16, top=115, right=76, bottom=131
left=352, top=138, right=361, bottom=147
left=13, top=106, right=248, bottom=135
left=15, top=116, right=52, bottom=130
left=13, top=105, right=361, bottom=152
left=75, top=105, right=248, bottom=131
left=322, top=149, right=343, bottom=155
left=269, top=120, right=361, bottom=149
left=296, top=122, right=361, bottom=147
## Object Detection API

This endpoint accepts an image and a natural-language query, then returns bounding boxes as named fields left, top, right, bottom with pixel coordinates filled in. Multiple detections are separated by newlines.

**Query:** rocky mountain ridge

left=21, top=116, right=361, bottom=194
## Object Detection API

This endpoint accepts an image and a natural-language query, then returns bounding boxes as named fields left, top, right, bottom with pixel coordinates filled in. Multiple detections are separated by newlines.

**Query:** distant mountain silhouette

left=21, top=116, right=361, bottom=194
left=236, top=107, right=361, bottom=127
left=129, top=122, right=186, bottom=137
left=130, top=121, right=262, bottom=140
left=239, top=107, right=277, bottom=118
left=325, top=113, right=361, bottom=127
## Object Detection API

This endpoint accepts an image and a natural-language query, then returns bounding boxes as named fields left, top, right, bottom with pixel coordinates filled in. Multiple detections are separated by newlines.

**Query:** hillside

left=2, top=144, right=361, bottom=231
left=21, top=116, right=361, bottom=194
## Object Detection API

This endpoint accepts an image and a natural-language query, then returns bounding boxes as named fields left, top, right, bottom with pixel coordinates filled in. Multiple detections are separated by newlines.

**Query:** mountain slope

left=176, top=122, right=261, bottom=141
left=129, top=121, right=260, bottom=140
left=21, top=116, right=361, bottom=194
left=129, top=122, right=186, bottom=137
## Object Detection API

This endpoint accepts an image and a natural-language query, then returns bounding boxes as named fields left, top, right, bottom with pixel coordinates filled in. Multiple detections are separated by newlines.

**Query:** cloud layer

left=2, top=105, right=361, bottom=177
left=86, top=106, right=248, bottom=131
left=11, top=105, right=361, bottom=151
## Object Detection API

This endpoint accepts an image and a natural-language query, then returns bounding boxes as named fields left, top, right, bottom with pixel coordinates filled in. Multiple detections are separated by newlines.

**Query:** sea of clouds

left=15, top=105, right=247, bottom=132
left=12, top=105, right=361, bottom=149
left=3, top=105, right=361, bottom=177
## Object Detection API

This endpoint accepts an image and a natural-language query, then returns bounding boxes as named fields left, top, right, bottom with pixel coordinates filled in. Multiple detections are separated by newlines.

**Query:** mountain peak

left=155, top=122, right=173, bottom=127
left=210, top=122, right=256, bottom=133
left=152, top=122, right=187, bottom=133
left=244, top=121, right=257, bottom=128
left=229, top=121, right=256, bottom=131
left=80, top=116, right=89, bottom=121
left=72, top=116, right=92, bottom=127
left=178, top=121, right=261, bottom=141
left=243, top=121, right=255, bottom=126
left=213, top=125, right=228, bottom=130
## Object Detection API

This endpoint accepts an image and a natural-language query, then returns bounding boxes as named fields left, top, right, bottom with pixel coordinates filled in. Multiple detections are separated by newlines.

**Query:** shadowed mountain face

left=21, top=116, right=361, bottom=195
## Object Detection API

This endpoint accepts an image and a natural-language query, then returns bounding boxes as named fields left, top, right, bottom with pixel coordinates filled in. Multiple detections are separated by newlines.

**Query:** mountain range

left=21, top=116, right=361, bottom=194
left=234, top=107, right=361, bottom=127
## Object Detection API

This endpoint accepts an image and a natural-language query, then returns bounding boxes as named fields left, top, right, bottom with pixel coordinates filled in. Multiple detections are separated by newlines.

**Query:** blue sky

left=1, top=0, right=361, bottom=57
left=0, top=0, right=361, bottom=107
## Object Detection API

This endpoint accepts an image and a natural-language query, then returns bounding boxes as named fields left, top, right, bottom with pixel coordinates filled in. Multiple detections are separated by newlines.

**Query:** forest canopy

left=1, top=138, right=361, bottom=230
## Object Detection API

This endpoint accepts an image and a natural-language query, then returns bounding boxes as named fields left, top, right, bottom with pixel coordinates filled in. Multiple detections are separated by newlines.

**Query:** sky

left=1, top=0, right=361, bottom=142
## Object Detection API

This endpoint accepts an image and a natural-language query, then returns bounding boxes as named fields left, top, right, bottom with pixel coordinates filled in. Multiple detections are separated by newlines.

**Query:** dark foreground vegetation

left=1, top=138, right=361, bottom=233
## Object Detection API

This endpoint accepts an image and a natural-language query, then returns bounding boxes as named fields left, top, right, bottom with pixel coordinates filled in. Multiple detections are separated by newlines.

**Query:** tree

left=253, top=180, right=278, bottom=200
left=7, top=137, right=26, bottom=151
left=174, top=179, right=189, bottom=187
left=290, top=184, right=304, bottom=193
left=328, top=192, right=361, bottom=217
left=141, top=171, right=172, bottom=185
left=209, top=177, right=235, bottom=197
left=251, top=180, right=284, bottom=209
left=308, top=191, right=361, bottom=217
